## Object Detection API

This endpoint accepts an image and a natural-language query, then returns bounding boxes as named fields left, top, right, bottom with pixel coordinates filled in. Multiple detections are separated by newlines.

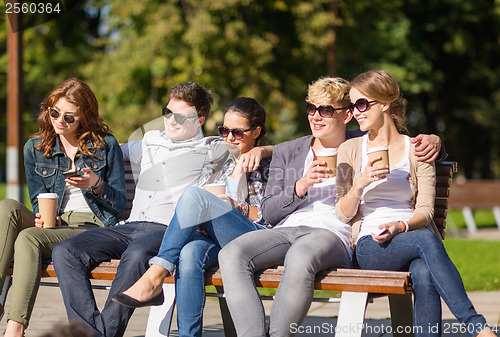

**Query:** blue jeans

left=149, top=187, right=264, bottom=337
left=175, top=234, right=219, bottom=337
left=52, top=221, right=167, bottom=337
left=219, top=226, right=351, bottom=337
left=356, top=228, right=488, bottom=337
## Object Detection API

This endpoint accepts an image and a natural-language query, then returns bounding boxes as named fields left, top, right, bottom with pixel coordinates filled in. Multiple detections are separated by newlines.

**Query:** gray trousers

left=0, top=199, right=101, bottom=327
left=218, top=226, right=351, bottom=337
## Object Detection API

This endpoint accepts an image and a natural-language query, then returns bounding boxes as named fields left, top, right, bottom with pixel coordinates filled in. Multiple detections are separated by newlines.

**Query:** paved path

left=1, top=278, right=498, bottom=337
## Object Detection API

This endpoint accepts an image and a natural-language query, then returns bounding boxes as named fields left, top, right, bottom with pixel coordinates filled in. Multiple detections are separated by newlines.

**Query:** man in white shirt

left=52, top=82, right=267, bottom=337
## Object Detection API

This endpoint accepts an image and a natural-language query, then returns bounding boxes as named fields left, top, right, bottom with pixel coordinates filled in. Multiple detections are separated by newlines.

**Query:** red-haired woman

left=0, top=78, right=126, bottom=337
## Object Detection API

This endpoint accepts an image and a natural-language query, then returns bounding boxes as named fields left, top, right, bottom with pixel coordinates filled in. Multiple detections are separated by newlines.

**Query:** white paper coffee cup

left=204, top=183, right=226, bottom=196
left=37, top=193, right=58, bottom=228
left=316, top=148, right=338, bottom=177
left=367, top=146, right=389, bottom=178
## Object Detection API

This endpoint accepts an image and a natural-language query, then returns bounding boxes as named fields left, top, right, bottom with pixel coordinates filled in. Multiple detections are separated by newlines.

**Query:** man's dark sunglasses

left=348, top=98, right=377, bottom=113
left=306, top=102, right=346, bottom=118
left=49, top=107, right=79, bottom=124
left=217, top=125, right=255, bottom=140
left=162, top=106, right=198, bottom=124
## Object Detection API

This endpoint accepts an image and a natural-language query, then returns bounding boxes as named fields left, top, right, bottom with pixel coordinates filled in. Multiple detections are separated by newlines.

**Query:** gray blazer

left=261, top=130, right=365, bottom=226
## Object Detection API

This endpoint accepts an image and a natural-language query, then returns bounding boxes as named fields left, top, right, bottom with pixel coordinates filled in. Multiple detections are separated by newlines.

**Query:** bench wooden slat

left=435, top=175, right=451, bottom=188
left=202, top=267, right=411, bottom=294
left=39, top=262, right=411, bottom=294
left=435, top=161, right=457, bottom=177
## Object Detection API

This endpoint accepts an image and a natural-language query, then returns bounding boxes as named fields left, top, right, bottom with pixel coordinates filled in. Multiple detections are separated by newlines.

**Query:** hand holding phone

left=63, top=169, right=79, bottom=178
left=373, top=227, right=389, bottom=237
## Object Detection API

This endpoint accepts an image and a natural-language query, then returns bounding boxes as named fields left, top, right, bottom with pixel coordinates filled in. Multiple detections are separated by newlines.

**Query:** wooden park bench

left=448, top=180, right=500, bottom=234
left=3, top=160, right=457, bottom=337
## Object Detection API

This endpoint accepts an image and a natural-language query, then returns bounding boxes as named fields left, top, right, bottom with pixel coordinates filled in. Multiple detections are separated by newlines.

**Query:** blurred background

left=2, top=0, right=500, bottom=181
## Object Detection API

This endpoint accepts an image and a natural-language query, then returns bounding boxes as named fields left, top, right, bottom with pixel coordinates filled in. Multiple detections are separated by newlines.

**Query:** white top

left=358, top=135, right=414, bottom=241
left=61, top=183, right=92, bottom=213
left=121, top=129, right=229, bottom=226
left=226, top=175, right=247, bottom=203
left=278, top=147, right=352, bottom=257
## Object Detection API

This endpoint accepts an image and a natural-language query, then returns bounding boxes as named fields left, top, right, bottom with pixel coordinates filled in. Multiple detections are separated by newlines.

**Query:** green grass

left=444, top=238, right=500, bottom=291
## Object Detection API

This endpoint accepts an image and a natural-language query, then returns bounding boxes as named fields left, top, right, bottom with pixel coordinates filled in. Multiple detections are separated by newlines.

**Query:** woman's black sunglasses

left=162, top=106, right=198, bottom=124
left=306, top=102, right=346, bottom=118
left=348, top=98, right=376, bottom=113
left=49, top=107, right=79, bottom=124
left=217, top=125, right=254, bottom=140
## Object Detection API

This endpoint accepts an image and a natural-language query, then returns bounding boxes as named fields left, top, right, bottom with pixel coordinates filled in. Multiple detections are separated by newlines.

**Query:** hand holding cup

left=316, top=148, right=337, bottom=177
left=37, top=193, right=59, bottom=228
left=367, top=146, right=390, bottom=178
left=204, top=183, right=226, bottom=196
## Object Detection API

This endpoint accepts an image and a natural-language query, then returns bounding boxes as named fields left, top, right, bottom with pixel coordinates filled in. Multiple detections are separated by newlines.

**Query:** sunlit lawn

left=444, top=238, right=500, bottom=291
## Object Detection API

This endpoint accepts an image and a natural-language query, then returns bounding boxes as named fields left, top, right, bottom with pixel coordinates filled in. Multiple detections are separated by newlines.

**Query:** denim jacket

left=23, top=133, right=126, bottom=227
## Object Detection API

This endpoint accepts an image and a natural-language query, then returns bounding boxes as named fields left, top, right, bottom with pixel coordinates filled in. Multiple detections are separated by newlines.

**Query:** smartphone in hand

left=373, top=227, right=389, bottom=236
left=62, top=169, right=79, bottom=178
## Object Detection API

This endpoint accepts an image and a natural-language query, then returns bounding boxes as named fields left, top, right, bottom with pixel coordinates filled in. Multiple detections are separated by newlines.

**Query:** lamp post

left=6, top=1, right=24, bottom=201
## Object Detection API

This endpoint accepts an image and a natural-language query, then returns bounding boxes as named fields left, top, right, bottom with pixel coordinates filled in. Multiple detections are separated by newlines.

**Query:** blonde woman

left=336, top=70, right=495, bottom=337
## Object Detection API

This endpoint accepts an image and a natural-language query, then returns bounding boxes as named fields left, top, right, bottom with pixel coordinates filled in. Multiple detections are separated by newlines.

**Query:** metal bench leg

left=145, top=283, right=176, bottom=337
left=462, top=207, right=477, bottom=234
left=0, top=275, right=12, bottom=321
left=335, top=291, right=369, bottom=337
left=389, top=293, right=415, bottom=337
left=214, top=285, right=237, bottom=337
left=493, top=206, right=500, bottom=230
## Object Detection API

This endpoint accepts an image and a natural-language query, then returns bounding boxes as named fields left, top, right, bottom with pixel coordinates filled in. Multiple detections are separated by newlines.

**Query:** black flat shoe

left=112, top=290, right=164, bottom=308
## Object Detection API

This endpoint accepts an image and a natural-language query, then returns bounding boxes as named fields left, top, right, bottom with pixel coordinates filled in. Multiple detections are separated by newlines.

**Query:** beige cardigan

left=335, top=136, right=441, bottom=248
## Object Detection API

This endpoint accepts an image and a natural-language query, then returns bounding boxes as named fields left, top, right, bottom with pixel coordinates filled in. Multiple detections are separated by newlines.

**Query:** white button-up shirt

left=122, top=129, right=230, bottom=225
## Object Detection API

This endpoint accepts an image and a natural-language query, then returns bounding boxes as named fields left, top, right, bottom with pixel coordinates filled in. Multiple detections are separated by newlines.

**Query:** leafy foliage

left=2, top=0, right=500, bottom=178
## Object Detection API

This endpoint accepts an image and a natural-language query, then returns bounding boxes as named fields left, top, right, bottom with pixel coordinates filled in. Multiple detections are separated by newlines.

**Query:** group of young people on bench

left=0, top=72, right=495, bottom=337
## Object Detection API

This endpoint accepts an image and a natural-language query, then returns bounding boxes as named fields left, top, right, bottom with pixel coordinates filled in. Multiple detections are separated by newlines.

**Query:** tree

left=82, top=0, right=364, bottom=143
left=401, top=0, right=500, bottom=178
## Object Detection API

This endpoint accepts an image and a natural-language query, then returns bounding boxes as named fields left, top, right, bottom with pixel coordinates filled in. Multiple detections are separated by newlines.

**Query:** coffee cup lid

left=205, top=183, right=226, bottom=187
left=38, top=193, right=59, bottom=199
left=316, top=148, right=338, bottom=156
left=367, top=146, right=388, bottom=154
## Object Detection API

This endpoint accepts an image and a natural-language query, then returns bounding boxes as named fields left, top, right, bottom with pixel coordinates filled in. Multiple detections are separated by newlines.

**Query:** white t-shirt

left=357, top=135, right=414, bottom=241
left=278, top=147, right=352, bottom=256
left=61, top=183, right=92, bottom=213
